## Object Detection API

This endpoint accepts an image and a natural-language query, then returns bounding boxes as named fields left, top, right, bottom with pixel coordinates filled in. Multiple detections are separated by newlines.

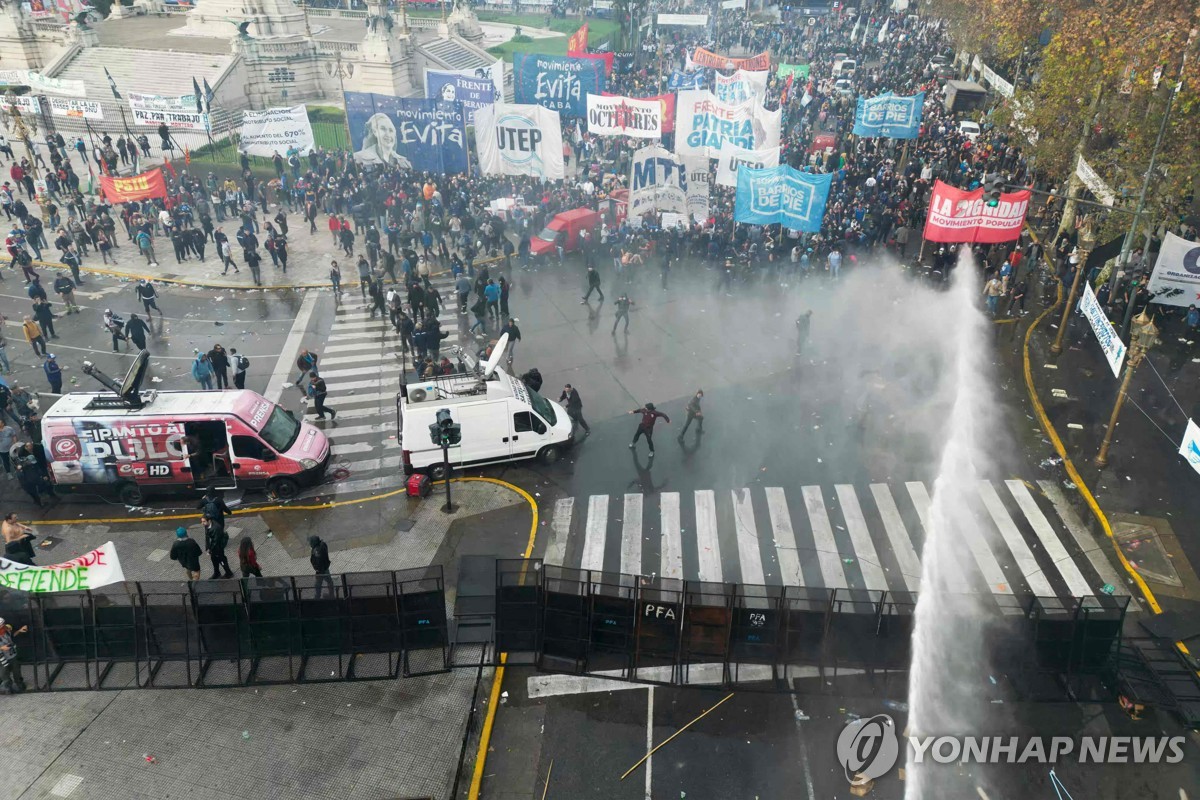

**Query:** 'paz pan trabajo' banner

left=0, top=542, right=125, bottom=593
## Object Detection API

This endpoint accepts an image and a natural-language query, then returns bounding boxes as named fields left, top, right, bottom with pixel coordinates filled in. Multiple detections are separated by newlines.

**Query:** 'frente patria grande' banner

left=675, top=90, right=780, bottom=159
left=586, top=94, right=663, bottom=139
left=734, top=165, right=832, bottom=232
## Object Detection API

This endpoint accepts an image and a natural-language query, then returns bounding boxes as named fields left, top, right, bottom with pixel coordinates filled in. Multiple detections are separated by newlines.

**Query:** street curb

left=1021, top=229, right=1163, bottom=614
left=30, top=252, right=507, bottom=292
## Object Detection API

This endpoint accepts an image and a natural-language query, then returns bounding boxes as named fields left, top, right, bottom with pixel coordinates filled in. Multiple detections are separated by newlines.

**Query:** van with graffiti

left=40, top=352, right=329, bottom=505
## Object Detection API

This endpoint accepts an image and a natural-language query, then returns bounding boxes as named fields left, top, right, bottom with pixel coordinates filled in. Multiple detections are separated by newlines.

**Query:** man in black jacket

left=559, top=384, right=590, bottom=437
left=581, top=266, right=603, bottom=303
left=208, top=344, right=231, bottom=390
left=169, top=527, right=203, bottom=581
left=309, top=535, right=333, bottom=598
left=124, top=313, right=150, bottom=351
left=203, top=515, right=233, bottom=579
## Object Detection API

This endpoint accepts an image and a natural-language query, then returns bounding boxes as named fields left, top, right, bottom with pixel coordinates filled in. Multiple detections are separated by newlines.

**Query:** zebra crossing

left=302, top=272, right=466, bottom=496
left=543, top=480, right=1130, bottom=607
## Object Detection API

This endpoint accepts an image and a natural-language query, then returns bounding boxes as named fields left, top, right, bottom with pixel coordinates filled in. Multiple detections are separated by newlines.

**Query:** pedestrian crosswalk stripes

left=542, top=481, right=1128, bottom=604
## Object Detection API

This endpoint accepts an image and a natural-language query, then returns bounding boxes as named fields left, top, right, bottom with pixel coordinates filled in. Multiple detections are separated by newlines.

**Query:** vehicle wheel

left=538, top=445, right=561, bottom=465
left=428, top=462, right=449, bottom=481
left=269, top=477, right=299, bottom=500
left=117, top=482, right=143, bottom=506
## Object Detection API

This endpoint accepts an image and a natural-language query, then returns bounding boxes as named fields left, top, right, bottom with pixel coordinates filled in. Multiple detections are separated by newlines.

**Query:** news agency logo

left=836, top=714, right=899, bottom=786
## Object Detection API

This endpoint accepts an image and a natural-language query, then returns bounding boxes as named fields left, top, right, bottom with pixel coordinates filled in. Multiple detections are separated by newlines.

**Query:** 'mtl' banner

left=691, top=48, right=771, bottom=72
left=922, top=180, right=1031, bottom=244
left=99, top=168, right=168, bottom=204
left=567, top=23, right=589, bottom=55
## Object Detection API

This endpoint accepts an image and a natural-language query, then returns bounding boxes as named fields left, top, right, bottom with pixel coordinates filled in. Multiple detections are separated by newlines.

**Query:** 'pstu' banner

left=852, top=91, right=925, bottom=139
left=514, top=53, right=607, bottom=117
left=344, top=92, right=468, bottom=174
left=734, top=165, right=832, bottom=233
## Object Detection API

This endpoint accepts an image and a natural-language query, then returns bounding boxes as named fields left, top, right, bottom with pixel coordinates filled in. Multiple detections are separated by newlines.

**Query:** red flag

left=782, top=73, right=794, bottom=104
left=184, top=146, right=191, bottom=166
left=163, top=159, right=177, bottom=179
left=567, top=23, right=588, bottom=56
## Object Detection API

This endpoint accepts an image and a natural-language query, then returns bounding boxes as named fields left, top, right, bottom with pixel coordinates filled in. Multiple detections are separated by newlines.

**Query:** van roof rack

left=81, top=350, right=151, bottom=409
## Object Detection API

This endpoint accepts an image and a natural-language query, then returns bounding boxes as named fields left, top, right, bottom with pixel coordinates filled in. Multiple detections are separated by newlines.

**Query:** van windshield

left=537, top=226, right=561, bottom=242
left=259, top=406, right=301, bottom=452
left=528, top=388, right=557, bottom=426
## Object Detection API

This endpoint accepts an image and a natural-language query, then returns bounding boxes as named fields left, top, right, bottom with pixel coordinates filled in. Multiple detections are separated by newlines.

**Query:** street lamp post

left=333, top=52, right=355, bottom=152
left=4, top=90, right=50, bottom=224
left=1094, top=310, right=1160, bottom=467
left=1051, top=220, right=1094, bottom=354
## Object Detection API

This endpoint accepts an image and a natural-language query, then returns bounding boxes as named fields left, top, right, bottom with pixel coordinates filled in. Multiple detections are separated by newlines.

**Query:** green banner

left=777, top=63, right=810, bottom=80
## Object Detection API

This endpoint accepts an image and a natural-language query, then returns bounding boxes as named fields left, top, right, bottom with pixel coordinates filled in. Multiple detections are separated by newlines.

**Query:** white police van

left=398, top=334, right=573, bottom=478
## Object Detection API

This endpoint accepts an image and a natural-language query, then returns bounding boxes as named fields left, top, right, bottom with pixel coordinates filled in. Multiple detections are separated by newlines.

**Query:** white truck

left=398, top=334, right=574, bottom=478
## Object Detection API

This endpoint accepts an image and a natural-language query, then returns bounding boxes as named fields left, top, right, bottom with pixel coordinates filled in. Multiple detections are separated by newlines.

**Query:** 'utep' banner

left=586, top=94, right=663, bottom=139
left=514, top=53, right=607, bottom=117
left=922, top=179, right=1031, bottom=244
left=669, top=70, right=707, bottom=90
left=852, top=91, right=924, bottom=139
left=692, top=48, right=770, bottom=71
left=675, top=90, right=780, bottom=159
left=734, top=165, right=832, bottom=233
left=238, top=105, right=315, bottom=157
left=474, top=102, right=565, bottom=181
left=0, top=542, right=125, bottom=592
left=567, top=23, right=588, bottom=55
left=1080, top=281, right=1127, bottom=377
left=715, top=142, right=779, bottom=188
left=713, top=69, right=768, bottom=105
left=99, top=168, right=168, bottom=204
left=424, top=70, right=497, bottom=124
left=629, top=144, right=689, bottom=217
left=684, top=155, right=710, bottom=221
left=345, top=92, right=468, bottom=174
left=1147, top=232, right=1200, bottom=308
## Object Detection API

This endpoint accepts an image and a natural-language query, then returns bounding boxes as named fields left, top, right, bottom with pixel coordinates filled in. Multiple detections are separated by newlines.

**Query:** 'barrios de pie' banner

left=675, top=90, right=780, bottom=159
left=514, top=53, right=607, bottom=117
left=99, top=168, right=168, bottom=204
left=692, top=48, right=771, bottom=71
left=715, top=142, right=779, bottom=188
left=0, top=542, right=125, bottom=592
left=586, top=94, right=663, bottom=139
left=238, top=105, right=315, bottom=157
left=852, top=91, right=925, bottom=139
left=345, top=92, right=468, bottom=174
left=474, top=102, right=565, bottom=181
left=922, top=179, right=1031, bottom=244
left=734, top=165, right=832, bottom=233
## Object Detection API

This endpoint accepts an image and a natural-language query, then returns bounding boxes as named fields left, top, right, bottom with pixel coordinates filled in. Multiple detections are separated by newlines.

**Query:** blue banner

left=344, top=93, right=468, bottom=174
left=668, top=70, right=706, bottom=90
left=852, top=91, right=924, bottom=139
left=424, top=72, right=497, bottom=125
left=734, top=165, right=832, bottom=233
left=514, top=53, right=607, bottom=116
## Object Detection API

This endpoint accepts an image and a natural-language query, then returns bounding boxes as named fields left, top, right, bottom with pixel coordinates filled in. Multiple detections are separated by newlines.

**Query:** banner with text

left=567, top=23, right=588, bottom=54
left=1179, top=419, right=1200, bottom=478
left=675, top=90, right=780, bottom=159
left=658, top=12, right=708, bottom=25
left=48, top=97, right=103, bottom=120
left=684, top=155, right=711, bottom=221
left=776, top=63, right=810, bottom=80
left=128, top=92, right=208, bottom=130
left=668, top=70, right=707, bottom=90
left=922, top=180, right=1031, bottom=243
left=1080, top=281, right=1127, bottom=377
left=345, top=93, right=468, bottom=174
left=603, top=92, right=675, bottom=133
left=514, top=53, right=607, bottom=116
left=425, top=61, right=505, bottom=99
left=691, top=48, right=770, bottom=71
left=99, top=168, right=168, bottom=204
left=238, top=105, right=315, bottom=157
left=715, top=142, right=779, bottom=188
left=0, top=542, right=125, bottom=593
left=474, top=102, right=565, bottom=181
left=424, top=70, right=497, bottom=124
left=629, top=144, right=689, bottom=217
left=1147, top=232, right=1200, bottom=308
left=734, top=165, right=831, bottom=232
left=713, top=69, right=769, bottom=105
left=0, top=68, right=86, bottom=97
left=852, top=91, right=924, bottom=139
left=586, top=94, right=663, bottom=139
left=0, top=95, right=40, bottom=115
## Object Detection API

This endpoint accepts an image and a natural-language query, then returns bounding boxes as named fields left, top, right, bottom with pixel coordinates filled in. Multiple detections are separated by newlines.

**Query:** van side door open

left=183, top=420, right=235, bottom=489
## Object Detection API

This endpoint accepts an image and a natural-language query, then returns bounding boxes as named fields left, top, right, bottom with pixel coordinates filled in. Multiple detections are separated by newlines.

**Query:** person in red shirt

left=629, top=402, right=670, bottom=456
left=238, top=535, right=263, bottom=578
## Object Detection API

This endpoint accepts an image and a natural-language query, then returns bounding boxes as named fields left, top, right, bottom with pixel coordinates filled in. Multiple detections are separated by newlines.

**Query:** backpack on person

left=236, top=355, right=250, bottom=372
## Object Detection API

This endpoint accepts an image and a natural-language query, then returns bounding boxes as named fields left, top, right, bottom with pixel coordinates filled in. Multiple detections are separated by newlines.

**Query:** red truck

left=529, top=208, right=602, bottom=259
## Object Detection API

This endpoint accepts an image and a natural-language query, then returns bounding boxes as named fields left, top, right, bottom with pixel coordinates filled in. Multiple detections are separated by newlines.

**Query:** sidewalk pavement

left=6, top=481, right=526, bottom=800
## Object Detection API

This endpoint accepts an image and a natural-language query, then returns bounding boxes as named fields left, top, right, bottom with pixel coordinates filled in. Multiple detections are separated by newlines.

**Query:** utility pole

left=1095, top=311, right=1160, bottom=467
left=334, top=52, right=355, bottom=152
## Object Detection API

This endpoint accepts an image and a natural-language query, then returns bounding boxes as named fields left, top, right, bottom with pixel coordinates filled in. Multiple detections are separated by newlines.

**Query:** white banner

left=1179, top=418, right=1200, bottom=477
left=1079, top=281, right=1126, bottom=377
left=474, top=102, right=564, bottom=181
left=684, top=155, right=710, bottom=222
left=48, top=97, right=103, bottom=121
left=721, top=0, right=746, bottom=8
left=0, top=542, right=125, bottom=592
left=0, top=95, right=41, bottom=115
left=715, top=143, right=779, bottom=188
left=1148, top=231, right=1200, bottom=308
left=129, top=92, right=208, bottom=130
left=1075, top=155, right=1116, bottom=207
left=657, top=13, right=708, bottom=25
left=0, top=69, right=86, bottom=98
left=585, top=94, right=662, bottom=139
left=425, top=61, right=505, bottom=99
left=675, top=90, right=780, bottom=159
left=713, top=69, right=768, bottom=105
left=629, top=144, right=688, bottom=217
left=239, top=105, right=315, bottom=157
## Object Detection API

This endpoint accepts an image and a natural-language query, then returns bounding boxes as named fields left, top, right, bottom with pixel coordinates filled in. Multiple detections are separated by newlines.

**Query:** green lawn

left=480, top=14, right=620, bottom=61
